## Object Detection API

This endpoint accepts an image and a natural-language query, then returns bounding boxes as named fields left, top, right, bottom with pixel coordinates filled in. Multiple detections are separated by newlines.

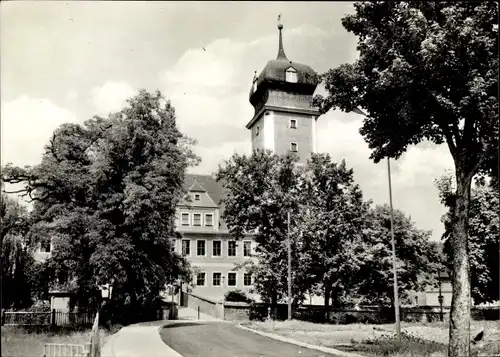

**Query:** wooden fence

left=42, top=312, right=100, bottom=357
left=1, top=309, right=95, bottom=328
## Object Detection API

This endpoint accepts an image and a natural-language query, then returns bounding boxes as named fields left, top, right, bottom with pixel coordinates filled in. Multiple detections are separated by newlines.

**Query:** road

left=160, top=321, right=337, bottom=357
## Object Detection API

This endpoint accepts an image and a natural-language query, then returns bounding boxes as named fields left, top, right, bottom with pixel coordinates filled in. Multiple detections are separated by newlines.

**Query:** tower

left=247, top=19, right=320, bottom=164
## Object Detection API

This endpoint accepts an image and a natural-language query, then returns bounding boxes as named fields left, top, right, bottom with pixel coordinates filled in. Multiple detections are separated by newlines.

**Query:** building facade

left=34, top=21, right=321, bottom=303
left=172, top=174, right=257, bottom=300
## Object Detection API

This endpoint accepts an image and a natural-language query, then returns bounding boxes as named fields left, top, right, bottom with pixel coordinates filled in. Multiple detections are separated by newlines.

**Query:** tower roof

left=249, top=21, right=319, bottom=104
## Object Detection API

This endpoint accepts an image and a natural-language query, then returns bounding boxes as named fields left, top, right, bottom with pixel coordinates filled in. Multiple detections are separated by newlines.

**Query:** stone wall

left=185, top=292, right=224, bottom=319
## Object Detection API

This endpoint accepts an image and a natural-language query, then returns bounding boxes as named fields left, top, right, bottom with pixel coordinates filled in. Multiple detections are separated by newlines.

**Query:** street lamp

left=287, top=210, right=292, bottom=321
left=353, top=107, right=401, bottom=341
left=387, top=158, right=401, bottom=341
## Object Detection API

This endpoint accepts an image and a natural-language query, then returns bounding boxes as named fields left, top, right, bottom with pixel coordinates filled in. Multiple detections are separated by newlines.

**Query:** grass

left=243, top=320, right=500, bottom=357
left=1, top=326, right=111, bottom=357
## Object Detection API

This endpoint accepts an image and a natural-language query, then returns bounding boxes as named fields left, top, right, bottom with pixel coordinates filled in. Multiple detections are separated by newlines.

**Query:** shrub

left=224, top=290, right=252, bottom=303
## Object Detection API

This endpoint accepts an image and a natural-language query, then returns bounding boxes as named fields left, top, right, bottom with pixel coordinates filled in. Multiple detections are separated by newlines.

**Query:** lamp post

left=353, top=107, right=401, bottom=341
left=287, top=210, right=292, bottom=321
left=98, top=281, right=113, bottom=324
left=387, top=158, right=401, bottom=341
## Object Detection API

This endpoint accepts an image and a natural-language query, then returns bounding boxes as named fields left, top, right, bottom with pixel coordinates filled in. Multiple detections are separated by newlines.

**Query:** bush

left=224, top=290, right=252, bottom=303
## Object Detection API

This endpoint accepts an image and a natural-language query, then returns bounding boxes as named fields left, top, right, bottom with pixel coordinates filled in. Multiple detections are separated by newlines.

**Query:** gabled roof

left=183, top=174, right=228, bottom=229
left=189, top=179, right=206, bottom=193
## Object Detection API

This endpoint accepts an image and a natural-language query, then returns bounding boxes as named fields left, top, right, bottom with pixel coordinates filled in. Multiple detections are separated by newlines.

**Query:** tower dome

left=246, top=17, right=321, bottom=165
left=249, top=22, right=319, bottom=108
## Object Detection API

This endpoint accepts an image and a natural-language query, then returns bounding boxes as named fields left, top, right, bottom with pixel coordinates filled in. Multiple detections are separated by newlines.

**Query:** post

left=51, top=309, right=56, bottom=329
left=387, top=158, right=401, bottom=341
left=439, top=270, right=444, bottom=322
left=197, top=306, right=200, bottom=320
left=287, top=210, right=292, bottom=320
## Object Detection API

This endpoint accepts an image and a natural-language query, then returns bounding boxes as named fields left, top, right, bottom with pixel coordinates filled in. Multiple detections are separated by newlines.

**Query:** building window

left=244, top=273, right=252, bottom=286
left=195, top=194, right=200, bottom=201
left=196, top=272, right=206, bottom=286
left=197, top=240, right=206, bottom=256
left=228, top=272, right=237, bottom=286
left=193, top=213, right=202, bottom=226
left=286, top=67, right=298, bottom=83
left=182, top=239, right=191, bottom=256
left=205, top=213, right=213, bottom=226
left=256, top=126, right=260, bottom=136
left=213, top=272, right=222, bottom=286
left=41, top=242, right=51, bottom=253
left=243, top=241, right=252, bottom=257
left=181, top=213, right=190, bottom=226
left=290, top=142, right=298, bottom=152
left=212, top=240, right=222, bottom=257
left=289, top=119, right=297, bottom=129
left=228, top=241, right=237, bottom=257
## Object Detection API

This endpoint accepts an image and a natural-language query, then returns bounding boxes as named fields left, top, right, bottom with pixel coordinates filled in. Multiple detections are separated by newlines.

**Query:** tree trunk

left=324, top=284, right=331, bottom=322
left=448, top=172, right=472, bottom=357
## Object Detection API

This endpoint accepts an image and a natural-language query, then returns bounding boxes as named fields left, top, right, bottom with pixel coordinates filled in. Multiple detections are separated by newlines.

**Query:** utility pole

left=287, top=210, right=292, bottom=320
left=387, top=158, right=401, bottom=341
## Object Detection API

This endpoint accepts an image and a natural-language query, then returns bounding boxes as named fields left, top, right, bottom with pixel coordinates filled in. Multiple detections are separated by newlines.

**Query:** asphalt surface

left=160, top=321, right=336, bottom=357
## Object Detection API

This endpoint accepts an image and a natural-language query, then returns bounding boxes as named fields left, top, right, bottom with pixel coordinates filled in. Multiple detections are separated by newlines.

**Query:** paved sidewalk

left=100, top=307, right=220, bottom=357
left=101, top=321, right=183, bottom=357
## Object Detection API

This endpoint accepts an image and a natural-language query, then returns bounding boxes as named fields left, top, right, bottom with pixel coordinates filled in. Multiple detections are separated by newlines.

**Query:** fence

left=42, top=313, right=99, bottom=357
left=184, top=292, right=500, bottom=323
left=1, top=309, right=96, bottom=328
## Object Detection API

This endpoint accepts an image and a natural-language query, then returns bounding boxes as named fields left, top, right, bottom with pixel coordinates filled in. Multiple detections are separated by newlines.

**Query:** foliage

left=2, top=90, right=198, bottom=322
left=224, top=289, right=252, bottom=303
left=217, top=150, right=306, bottom=305
left=436, top=173, right=499, bottom=304
left=355, top=205, right=441, bottom=306
left=1, top=194, right=34, bottom=309
left=313, top=2, right=498, bottom=355
left=296, top=154, right=370, bottom=310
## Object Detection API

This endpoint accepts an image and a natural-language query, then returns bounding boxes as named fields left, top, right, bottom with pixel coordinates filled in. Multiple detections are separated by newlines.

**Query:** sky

left=1, top=1, right=454, bottom=241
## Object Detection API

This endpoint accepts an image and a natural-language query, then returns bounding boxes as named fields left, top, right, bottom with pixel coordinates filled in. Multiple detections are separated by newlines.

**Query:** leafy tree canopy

left=2, top=90, right=198, bottom=319
left=436, top=173, right=499, bottom=304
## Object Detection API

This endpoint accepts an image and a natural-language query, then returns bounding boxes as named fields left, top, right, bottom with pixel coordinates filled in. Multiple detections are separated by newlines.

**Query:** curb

left=236, top=324, right=367, bottom=357
left=157, top=323, right=184, bottom=357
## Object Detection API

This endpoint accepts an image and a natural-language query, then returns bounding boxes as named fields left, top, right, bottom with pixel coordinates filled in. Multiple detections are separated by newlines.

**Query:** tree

left=1, top=194, right=34, bottom=309
left=217, top=150, right=310, bottom=311
left=2, top=90, right=198, bottom=323
left=355, top=204, right=441, bottom=307
left=313, top=3, right=498, bottom=355
left=436, top=173, right=499, bottom=305
left=297, top=154, right=370, bottom=320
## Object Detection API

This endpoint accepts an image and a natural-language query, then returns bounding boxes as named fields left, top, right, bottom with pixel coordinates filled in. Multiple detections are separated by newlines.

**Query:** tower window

left=286, top=67, right=298, bottom=83
left=289, top=119, right=297, bottom=129
left=194, top=194, right=200, bottom=201
left=256, top=126, right=260, bottom=136
left=290, top=142, right=298, bottom=152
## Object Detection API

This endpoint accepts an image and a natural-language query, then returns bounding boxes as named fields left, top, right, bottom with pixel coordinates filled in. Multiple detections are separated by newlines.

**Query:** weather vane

left=277, top=13, right=283, bottom=29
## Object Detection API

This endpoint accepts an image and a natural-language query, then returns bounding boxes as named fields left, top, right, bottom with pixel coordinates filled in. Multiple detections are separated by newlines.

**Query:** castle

left=35, top=21, right=321, bottom=302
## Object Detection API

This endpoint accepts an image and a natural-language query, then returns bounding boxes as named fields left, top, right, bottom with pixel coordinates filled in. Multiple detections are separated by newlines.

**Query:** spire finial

left=277, top=13, right=287, bottom=60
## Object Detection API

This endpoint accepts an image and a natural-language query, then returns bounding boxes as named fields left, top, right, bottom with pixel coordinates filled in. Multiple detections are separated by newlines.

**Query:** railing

left=42, top=313, right=99, bottom=357
left=43, top=343, right=89, bottom=357
left=1, top=309, right=95, bottom=327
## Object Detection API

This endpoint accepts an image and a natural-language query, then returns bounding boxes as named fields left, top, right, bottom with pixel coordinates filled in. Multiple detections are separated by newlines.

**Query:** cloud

left=317, top=110, right=454, bottom=239
left=161, top=24, right=452, bottom=240
left=1, top=96, right=78, bottom=167
left=90, top=81, right=136, bottom=116
left=188, top=140, right=252, bottom=175
left=66, top=90, right=79, bottom=101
